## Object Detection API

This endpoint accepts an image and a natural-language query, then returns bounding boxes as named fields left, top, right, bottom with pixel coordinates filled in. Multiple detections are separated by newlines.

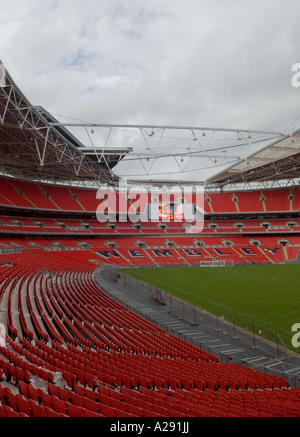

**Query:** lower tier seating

left=0, top=249, right=300, bottom=417
left=1, top=235, right=300, bottom=266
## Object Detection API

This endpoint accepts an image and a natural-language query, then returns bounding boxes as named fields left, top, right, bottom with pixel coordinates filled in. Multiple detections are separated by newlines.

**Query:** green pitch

left=123, top=264, right=300, bottom=353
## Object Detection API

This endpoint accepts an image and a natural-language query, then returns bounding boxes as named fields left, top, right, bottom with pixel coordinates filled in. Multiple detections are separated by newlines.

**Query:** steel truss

left=0, top=61, right=117, bottom=186
left=1, top=60, right=299, bottom=191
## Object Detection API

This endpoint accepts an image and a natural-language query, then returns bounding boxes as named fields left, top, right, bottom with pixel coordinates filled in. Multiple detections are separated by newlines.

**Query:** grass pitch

left=123, top=264, right=300, bottom=352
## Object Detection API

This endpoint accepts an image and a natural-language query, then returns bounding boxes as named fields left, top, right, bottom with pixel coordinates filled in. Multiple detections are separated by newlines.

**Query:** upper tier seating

left=1, top=176, right=300, bottom=215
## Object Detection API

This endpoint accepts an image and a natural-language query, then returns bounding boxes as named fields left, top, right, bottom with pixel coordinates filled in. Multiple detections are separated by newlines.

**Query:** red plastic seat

left=28, top=400, right=46, bottom=417
left=3, top=406, right=19, bottom=417
left=16, top=394, right=31, bottom=416
left=65, top=403, right=83, bottom=417
left=98, top=404, right=115, bottom=417
left=3, top=387, right=17, bottom=410
left=82, top=397, right=100, bottom=413
left=81, top=408, right=102, bottom=417
left=18, top=380, right=29, bottom=398
left=69, top=391, right=83, bottom=407
left=42, top=406, right=60, bottom=417
left=38, top=390, right=53, bottom=408
left=51, top=395, right=67, bottom=415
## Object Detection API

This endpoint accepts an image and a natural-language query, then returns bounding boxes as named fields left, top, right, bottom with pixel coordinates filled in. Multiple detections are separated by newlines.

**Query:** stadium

left=0, top=59, right=300, bottom=420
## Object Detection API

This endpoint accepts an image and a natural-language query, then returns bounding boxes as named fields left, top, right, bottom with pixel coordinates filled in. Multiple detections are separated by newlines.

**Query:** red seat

left=28, top=400, right=46, bottom=417
left=69, top=391, right=83, bottom=407
left=126, top=404, right=144, bottom=416
left=18, top=380, right=29, bottom=398
left=43, top=406, right=63, bottom=417
left=3, top=387, right=17, bottom=410
left=16, top=394, right=30, bottom=416
left=38, top=390, right=53, bottom=408
left=81, top=408, right=102, bottom=417
left=82, top=397, right=100, bottom=413
left=65, top=403, right=83, bottom=417
left=48, top=383, right=60, bottom=397
left=3, top=406, right=19, bottom=417
left=58, top=387, right=72, bottom=403
left=27, top=384, right=39, bottom=402
left=51, top=395, right=67, bottom=415
left=98, top=404, right=115, bottom=417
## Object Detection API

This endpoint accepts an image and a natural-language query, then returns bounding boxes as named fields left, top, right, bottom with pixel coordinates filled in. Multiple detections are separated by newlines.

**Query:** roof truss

left=0, top=61, right=117, bottom=185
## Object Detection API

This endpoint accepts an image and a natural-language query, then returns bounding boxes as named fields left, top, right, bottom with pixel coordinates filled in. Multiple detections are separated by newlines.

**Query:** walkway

left=95, top=267, right=300, bottom=388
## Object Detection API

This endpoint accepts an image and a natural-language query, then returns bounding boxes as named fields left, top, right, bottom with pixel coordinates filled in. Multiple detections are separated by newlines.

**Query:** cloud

left=1, top=0, right=300, bottom=180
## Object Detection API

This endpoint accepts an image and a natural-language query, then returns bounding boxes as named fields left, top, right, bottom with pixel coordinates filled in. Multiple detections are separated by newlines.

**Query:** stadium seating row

left=1, top=215, right=300, bottom=235
left=0, top=234, right=298, bottom=266
left=1, top=176, right=300, bottom=214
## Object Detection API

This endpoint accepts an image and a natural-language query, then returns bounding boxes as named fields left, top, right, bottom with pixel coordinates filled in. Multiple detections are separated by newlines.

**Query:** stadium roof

left=0, top=60, right=299, bottom=189
left=0, top=61, right=128, bottom=186
left=207, top=128, right=300, bottom=187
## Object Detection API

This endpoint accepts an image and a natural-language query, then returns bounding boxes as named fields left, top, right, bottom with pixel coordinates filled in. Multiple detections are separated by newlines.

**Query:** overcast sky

left=1, top=0, right=300, bottom=181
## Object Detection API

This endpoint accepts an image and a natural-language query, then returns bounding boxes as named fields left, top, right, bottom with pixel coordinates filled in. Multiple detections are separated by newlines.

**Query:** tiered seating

left=285, top=246, right=300, bottom=261
left=84, top=235, right=300, bottom=266
left=291, top=188, right=300, bottom=211
left=204, top=247, right=249, bottom=264
left=267, top=219, right=292, bottom=232
left=114, top=222, right=141, bottom=234
left=214, top=220, right=241, bottom=233
left=233, top=245, right=270, bottom=264
left=2, top=174, right=300, bottom=416
left=7, top=179, right=57, bottom=210
left=139, top=222, right=166, bottom=234
left=263, top=189, right=291, bottom=212
left=68, top=187, right=99, bottom=212
left=0, top=249, right=300, bottom=417
left=2, top=233, right=300, bottom=266
left=168, top=236, right=198, bottom=246
left=88, top=221, right=117, bottom=234
left=0, top=178, right=36, bottom=209
left=235, top=191, right=264, bottom=213
left=260, top=246, right=286, bottom=263
left=136, top=237, right=168, bottom=247
left=175, top=248, right=214, bottom=265
left=116, top=247, right=156, bottom=266
left=1, top=176, right=300, bottom=216
left=164, top=222, right=187, bottom=233
left=39, top=184, right=83, bottom=211
left=3, top=214, right=300, bottom=237
left=205, top=192, right=238, bottom=214
left=145, top=248, right=188, bottom=266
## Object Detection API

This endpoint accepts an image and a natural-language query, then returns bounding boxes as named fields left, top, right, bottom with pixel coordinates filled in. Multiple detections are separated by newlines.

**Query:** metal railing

left=109, top=269, right=300, bottom=388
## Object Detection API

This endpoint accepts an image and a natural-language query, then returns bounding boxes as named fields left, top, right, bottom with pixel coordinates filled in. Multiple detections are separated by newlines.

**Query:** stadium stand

left=1, top=249, right=300, bottom=418
left=2, top=176, right=300, bottom=215
left=1, top=176, right=300, bottom=417
left=1, top=63, right=300, bottom=416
